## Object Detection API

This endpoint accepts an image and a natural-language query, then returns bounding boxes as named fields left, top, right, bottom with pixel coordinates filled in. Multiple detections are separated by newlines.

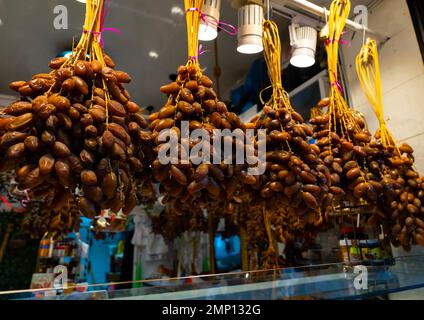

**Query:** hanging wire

left=324, top=6, right=328, bottom=24
left=266, top=0, right=271, bottom=20
left=362, top=25, right=367, bottom=47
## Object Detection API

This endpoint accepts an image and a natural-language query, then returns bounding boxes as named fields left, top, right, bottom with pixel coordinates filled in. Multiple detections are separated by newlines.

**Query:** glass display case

left=1, top=255, right=424, bottom=300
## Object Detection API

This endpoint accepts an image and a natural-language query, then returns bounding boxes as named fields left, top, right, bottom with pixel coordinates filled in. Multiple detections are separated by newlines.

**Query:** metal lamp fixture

left=199, top=0, right=221, bottom=41
left=237, top=3, right=264, bottom=54
left=289, top=23, right=317, bottom=68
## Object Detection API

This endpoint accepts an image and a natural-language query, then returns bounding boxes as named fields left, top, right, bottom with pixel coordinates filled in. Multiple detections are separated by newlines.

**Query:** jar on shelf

left=360, top=239, right=383, bottom=261
left=339, top=227, right=367, bottom=264
left=38, top=239, right=51, bottom=257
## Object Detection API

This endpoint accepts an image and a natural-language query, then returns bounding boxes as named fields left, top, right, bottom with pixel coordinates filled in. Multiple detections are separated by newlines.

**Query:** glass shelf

left=1, top=255, right=424, bottom=300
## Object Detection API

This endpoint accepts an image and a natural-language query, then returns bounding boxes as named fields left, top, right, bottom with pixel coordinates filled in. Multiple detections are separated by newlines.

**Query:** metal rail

left=271, top=0, right=390, bottom=43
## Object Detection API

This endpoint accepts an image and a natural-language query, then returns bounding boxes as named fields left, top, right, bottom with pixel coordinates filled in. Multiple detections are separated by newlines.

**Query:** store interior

left=0, top=0, right=424, bottom=300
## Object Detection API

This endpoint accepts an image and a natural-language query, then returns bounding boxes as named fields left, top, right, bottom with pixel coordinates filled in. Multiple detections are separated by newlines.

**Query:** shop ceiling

left=0, top=0, right=379, bottom=111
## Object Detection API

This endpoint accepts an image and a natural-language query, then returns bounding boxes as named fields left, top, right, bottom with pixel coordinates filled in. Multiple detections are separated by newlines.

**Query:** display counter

left=1, top=255, right=424, bottom=300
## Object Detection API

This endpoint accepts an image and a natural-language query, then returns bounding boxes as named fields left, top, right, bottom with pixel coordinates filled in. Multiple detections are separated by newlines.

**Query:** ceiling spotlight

left=237, top=4, right=264, bottom=54
left=171, top=6, right=184, bottom=16
left=289, top=24, right=317, bottom=68
left=76, top=0, right=86, bottom=3
left=198, top=0, right=221, bottom=41
left=149, top=51, right=159, bottom=59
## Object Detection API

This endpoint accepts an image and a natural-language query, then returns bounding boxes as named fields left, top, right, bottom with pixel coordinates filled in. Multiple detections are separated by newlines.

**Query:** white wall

left=343, top=0, right=424, bottom=173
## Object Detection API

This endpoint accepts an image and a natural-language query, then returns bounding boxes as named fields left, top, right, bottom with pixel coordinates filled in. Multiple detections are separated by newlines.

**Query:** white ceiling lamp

left=237, top=3, right=264, bottom=54
left=149, top=51, right=159, bottom=59
left=171, top=6, right=184, bottom=16
left=76, top=0, right=86, bottom=3
left=198, top=0, right=221, bottom=41
left=289, top=23, right=317, bottom=68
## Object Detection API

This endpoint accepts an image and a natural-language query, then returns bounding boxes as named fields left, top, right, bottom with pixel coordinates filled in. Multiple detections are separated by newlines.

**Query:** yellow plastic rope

left=262, top=20, right=293, bottom=113
left=184, top=0, right=203, bottom=72
left=356, top=38, right=398, bottom=152
left=323, top=0, right=361, bottom=142
left=75, top=0, right=104, bottom=64
left=46, top=0, right=111, bottom=128
left=311, top=106, right=322, bottom=119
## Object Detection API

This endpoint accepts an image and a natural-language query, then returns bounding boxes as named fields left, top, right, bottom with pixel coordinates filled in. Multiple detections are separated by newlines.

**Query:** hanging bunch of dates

left=308, top=0, right=383, bottom=215
left=0, top=0, right=152, bottom=232
left=2, top=53, right=150, bottom=213
left=244, top=101, right=331, bottom=225
left=235, top=20, right=332, bottom=270
left=364, top=134, right=424, bottom=250
left=240, top=101, right=333, bottom=269
left=354, top=38, right=424, bottom=250
left=151, top=206, right=207, bottom=244
left=309, top=99, right=382, bottom=209
left=242, top=20, right=330, bottom=235
left=150, top=66, right=243, bottom=214
left=149, top=1, right=246, bottom=217
left=21, top=188, right=80, bottom=239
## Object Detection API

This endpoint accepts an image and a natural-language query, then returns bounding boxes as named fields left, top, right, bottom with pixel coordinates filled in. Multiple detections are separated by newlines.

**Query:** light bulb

left=289, top=24, right=317, bottom=68
left=237, top=4, right=264, bottom=54
left=198, top=0, right=221, bottom=42
left=149, top=51, right=159, bottom=59
left=199, top=23, right=218, bottom=41
left=290, top=48, right=316, bottom=68
left=171, top=6, right=184, bottom=16
left=237, top=43, right=263, bottom=54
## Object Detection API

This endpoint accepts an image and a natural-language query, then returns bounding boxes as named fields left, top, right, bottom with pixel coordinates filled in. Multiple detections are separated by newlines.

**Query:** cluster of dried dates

left=149, top=65, right=246, bottom=216
left=309, top=98, right=382, bottom=209
left=310, top=98, right=424, bottom=250
left=364, top=138, right=424, bottom=250
left=0, top=51, right=152, bottom=236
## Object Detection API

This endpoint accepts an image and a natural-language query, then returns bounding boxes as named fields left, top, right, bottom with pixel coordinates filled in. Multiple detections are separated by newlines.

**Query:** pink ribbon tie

left=84, top=0, right=121, bottom=47
left=186, top=7, right=238, bottom=36
left=98, top=0, right=121, bottom=47
left=332, top=80, right=343, bottom=93
left=325, top=31, right=350, bottom=47
left=189, top=44, right=210, bottom=61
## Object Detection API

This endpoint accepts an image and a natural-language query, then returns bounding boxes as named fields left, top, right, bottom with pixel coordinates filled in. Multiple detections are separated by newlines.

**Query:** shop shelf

left=1, top=255, right=424, bottom=300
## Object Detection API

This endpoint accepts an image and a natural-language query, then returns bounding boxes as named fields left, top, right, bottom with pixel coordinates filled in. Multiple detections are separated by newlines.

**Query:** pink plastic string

left=186, top=7, right=238, bottom=36
left=84, top=0, right=121, bottom=47
left=325, top=31, right=350, bottom=47
left=331, top=72, right=343, bottom=93
left=189, top=44, right=210, bottom=60
left=332, top=80, right=343, bottom=93
left=99, top=0, right=121, bottom=47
